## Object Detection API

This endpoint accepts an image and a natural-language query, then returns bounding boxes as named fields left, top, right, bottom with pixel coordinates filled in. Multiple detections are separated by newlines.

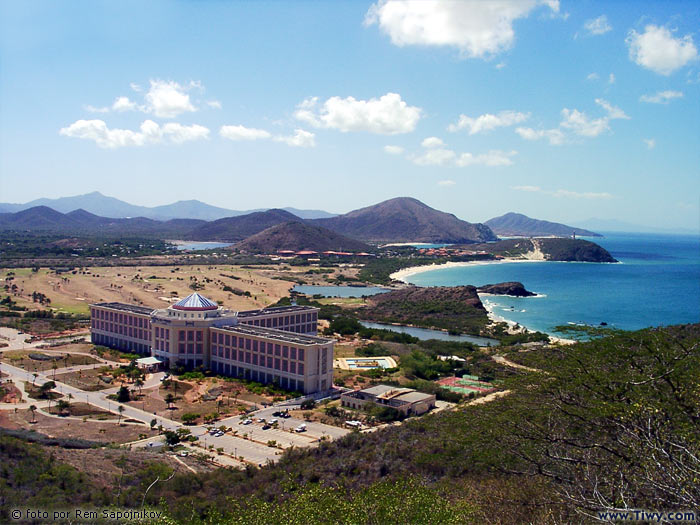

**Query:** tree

left=38, top=381, right=56, bottom=399
left=116, top=385, right=131, bottom=403
left=164, top=393, right=175, bottom=410
left=117, top=405, right=125, bottom=425
left=181, top=413, right=198, bottom=425
left=52, top=361, right=58, bottom=380
left=56, top=399, right=70, bottom=416
left=135, top=377, right=144, bottom=397
left=300, top=399, right=316, bottom=410
left=29, top=404, right=37, bottom=423
left=150, top=418, right=157, bottom=430
left=163, top=430, right=180, bottom=447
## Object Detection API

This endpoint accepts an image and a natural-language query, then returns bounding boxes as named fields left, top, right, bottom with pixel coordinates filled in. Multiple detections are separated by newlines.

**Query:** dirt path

left=466, top=390, right=511, bottom=405
left=491, top=354, right=540, bottom=373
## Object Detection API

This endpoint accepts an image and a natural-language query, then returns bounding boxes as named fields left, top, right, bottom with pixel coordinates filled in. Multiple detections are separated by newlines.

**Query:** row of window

left=211, top=332, right=306, bottom=359
left=92, top=321, right=151, bottom=341
left=92, top=309, right=150, bottom=328
left=154, top=327, right=170, bottom=339
left=212, top=348, right=306, bottom=375
left=91, top=333, right=149, bottom=354
left=210, top=361, right=305, bottom=392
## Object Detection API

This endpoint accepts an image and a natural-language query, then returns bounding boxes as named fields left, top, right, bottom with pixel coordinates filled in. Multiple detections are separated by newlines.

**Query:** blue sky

left=1, top=1, right=698, bottom=230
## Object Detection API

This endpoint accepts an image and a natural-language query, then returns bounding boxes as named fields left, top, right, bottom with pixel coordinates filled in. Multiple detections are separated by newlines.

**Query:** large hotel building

left=89, top=293, right=334, bottom=394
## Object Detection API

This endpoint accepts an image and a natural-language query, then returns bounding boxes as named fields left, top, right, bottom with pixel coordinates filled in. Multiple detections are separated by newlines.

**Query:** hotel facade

left=90, top=293, right=334, bottom=394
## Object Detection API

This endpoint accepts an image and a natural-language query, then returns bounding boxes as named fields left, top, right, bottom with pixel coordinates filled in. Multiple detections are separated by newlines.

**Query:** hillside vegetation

left=0, top=325, right=697, bottom=524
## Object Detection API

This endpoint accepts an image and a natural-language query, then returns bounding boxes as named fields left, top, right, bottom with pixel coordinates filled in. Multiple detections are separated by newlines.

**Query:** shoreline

left=390, top=258, right=576, bottom=345
left=389, top=258, right=543, bottom=283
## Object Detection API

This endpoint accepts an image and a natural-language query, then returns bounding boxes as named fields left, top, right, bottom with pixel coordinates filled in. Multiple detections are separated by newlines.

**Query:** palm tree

left=52, top=362, right=58, bottom=380
left=118, top=405, right=125, bottom=425
left=29, top=405, right=37, bottom=423
left=32, top=372, right=38, bottom=386
left=135, top=377, right=144, bottom=397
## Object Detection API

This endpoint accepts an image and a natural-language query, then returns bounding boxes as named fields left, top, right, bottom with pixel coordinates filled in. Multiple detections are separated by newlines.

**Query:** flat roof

left=359, top=384, right=398, bottom=397
left=214, top=324, right=332, bottom=346
left=136, top=356, right=163, bottom=365
left=92, top=302, right=154, bottom=315
left=394, top=391, right=435, bottom=403
left=238, top=305, right=317, bottom=318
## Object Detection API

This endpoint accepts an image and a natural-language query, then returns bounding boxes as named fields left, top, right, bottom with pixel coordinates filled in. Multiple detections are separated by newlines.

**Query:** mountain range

left=0, top=197, right=498, bottom=245
left=485, top=212, right=601, bottom=238
left=235, top=221, right=371, bottom=253
left=0, top=191, right=336, bottom=221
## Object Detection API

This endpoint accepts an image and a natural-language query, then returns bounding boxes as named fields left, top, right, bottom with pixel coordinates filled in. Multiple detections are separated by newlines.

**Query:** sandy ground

left=0, top=264, right=300, bottom=315
left=0, top=408, right=155, bottom=443
left=389, top=258, right=543, bottom=282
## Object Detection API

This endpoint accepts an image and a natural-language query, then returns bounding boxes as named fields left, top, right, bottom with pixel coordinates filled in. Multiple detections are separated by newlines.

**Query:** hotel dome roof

left=172, top=293, right=219, bottom=311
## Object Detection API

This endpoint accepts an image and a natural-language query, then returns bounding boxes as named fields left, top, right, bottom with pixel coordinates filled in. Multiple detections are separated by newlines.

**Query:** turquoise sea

left=405, top=233, right=700, bottom=335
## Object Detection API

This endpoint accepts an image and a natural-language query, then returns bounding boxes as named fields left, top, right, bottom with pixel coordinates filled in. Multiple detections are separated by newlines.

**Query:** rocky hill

left=185, top=209, right=300, bottom=241
left=314, top=197, right=497, bottom=243
left=360, top=285, right=489, bottom=335
left=467, top=238, right=617, bottom=263
left=485, top=212, right=601, bottom=237
left=476, top=282, right=536, bottom=297
left=234, top=221, right=371, bottom=253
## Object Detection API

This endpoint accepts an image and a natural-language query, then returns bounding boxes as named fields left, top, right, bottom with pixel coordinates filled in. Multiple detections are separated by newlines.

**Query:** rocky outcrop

left=477, top=282, right=536, bottom=297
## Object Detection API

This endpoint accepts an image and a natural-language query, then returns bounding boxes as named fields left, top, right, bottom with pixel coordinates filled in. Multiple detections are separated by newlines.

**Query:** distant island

left=485, top=212, right=602, bottom=238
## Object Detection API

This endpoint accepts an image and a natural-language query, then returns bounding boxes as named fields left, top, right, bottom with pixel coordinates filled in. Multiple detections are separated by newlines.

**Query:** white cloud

left=511, top=185, right=542, bottom=192
left=384, top=145, right=405, bottom=155
left=162, top=123, right=210, bottom=144
left=220, top=125, right=272, bottom=141
left=608, top=73, right=615, bottom=84
left=206, top=100, right=222, bottom=109
left=412, top=148, right=456, bottom=166
left=640, top=90, right=684, bottom=104
left=295, top=93, right=421, bottom=135
left=84, top=105, right=110, bottom=113
left=112, top=96, right=137, bottom=112
left=456, top=150, right=516, bottom=167
left=274, top=129, right=316, bottom=148
left=421, top=136, right=445, bottom=148
left=511, top=185, right=612, bottom=199
left=144, top=80, right=197, bottom=118
left=448, top=110, right=529, bottom=134
left=551, top=189, right=613, bottom=199
left=595, top=98, right=630, bottom=120
left=560, top=109, right=610, bottom=137
left=365, top=0, right=559, bottom=59
left=59, top=119, right=209, bottom=148
left=129, top=83, right=143, bottom=92
left=411, top=147, right=516, bottom=167
left=643, top=138, right=656, bottom=149
left=586, top=72, right=599, bottom=81
left=438, top=179, right=456, bottom=187
left=626, top=25, right=698, bottom=75
left=584, top=15, right=612, bottom=36
left=515, top=127, right=565, bottom=145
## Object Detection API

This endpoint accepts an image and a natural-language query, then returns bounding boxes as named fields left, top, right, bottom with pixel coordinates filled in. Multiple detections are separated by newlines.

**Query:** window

left=290, top=362, right=296, bottom=374
left=298, top=363, right=304, bottom=375
left=290, top=347, right=297, bottom=360
left=187, top=331, right=194, bottom=341
left=179, top=331, right=185, bottom=341
left=298, top=348, right=305, bottom=361
left=225, top=334, right=230, bottom=346
left=196, top=331, right=203, bottom=342
left=282, top=346, right=288, bottom=358
left=196, top=344, right=202, bottom=354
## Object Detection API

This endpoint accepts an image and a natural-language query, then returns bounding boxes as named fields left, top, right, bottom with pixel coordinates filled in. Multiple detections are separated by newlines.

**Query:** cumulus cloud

left=412, top=148, right=456, bottom=166
left=608, top=73, right=615, bottom=84
left=144, top=80, right=197, bottom=118
left=448, top=110, right=529, bottom=134
left=584, top=15, right=612, bottom=36
left=643, top=138, right=656, bottom=149
left=295, top=93, right=421, bottom=135
left=364, top=0, right=559, bottom=58
left=274, top=129, right=316, bottom=148
left=220, top=125, right=272, bottom=141
left=421, top=136, right=445, bottom=148
left=438, top=180, right=456, bottom=187
left=206, top=100, right=222, bottom=109
left=411, top=146, right=516, bottom=168
left=515, top=127, right=565, bottom=145
left=384, top=145, right=405, bottom=155
left=59, top=119, right=209, bottom=148
left=516, top=100, right=628, bottom=144
left=640, top=90, right=684, bottom=104
left=626, top=25, right=698, bottom=75
left=456, top=150, right=516, bottom=167
left=511, top=185, right=612, bottom=199
left=586, top=72, right=599, bottom=81
left=83, top=79, right=205, bottom=118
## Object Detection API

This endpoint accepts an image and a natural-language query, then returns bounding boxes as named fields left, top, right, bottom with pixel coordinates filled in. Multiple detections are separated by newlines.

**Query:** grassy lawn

left=54, top=367, right=114, bottom=391
left=46, top=402, right=115, bottom=418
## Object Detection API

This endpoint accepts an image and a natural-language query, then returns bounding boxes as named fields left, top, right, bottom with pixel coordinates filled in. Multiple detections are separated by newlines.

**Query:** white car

left=269, top=418, right=278, bottom=425
left=295, top=424, right=306, bottom=433
left=241, top=419, right=252, bottom=425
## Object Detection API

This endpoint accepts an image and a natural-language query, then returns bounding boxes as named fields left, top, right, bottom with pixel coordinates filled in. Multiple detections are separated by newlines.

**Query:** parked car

left=262, top=424, right=271, bottom=430
left=269, top=418, right=278, bottom=425
left=257, top=418, right=266, bottom=423
left=295, top=424, right=306, bottom=433
left=241, top=419, right=252, bottom=425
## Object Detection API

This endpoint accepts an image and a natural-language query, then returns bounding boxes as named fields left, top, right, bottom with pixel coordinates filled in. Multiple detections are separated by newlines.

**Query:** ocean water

left=360, top=321, right=498, bottom=346
left=174, top=241, right=233, bottom=251
left=405, top=233, right=700, bottom=335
